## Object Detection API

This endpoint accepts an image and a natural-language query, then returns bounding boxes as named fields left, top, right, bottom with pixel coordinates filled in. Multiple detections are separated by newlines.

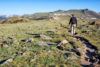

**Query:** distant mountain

left=1, top=9, right=100, bottom=23
left=53, top=9, right=100, bottom=19
left=0, top=15, right=7, bottom=20
left=81, top=9, right=100, bottom=19
left=22, top=13, right=50, bottom=20
left=22, top=9, right=100, bottom=20
left=53, top=9, right=66, bottom=13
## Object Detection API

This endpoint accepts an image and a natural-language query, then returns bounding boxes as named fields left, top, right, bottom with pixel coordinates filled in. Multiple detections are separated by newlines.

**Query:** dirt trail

left=74, top=36, right=100, bottom=67
left=59, top=22, right=100, bottom=66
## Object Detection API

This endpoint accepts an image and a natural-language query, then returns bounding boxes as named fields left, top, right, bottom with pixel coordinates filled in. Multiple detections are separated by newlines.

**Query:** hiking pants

left=70, top=24, right=76, bottom=35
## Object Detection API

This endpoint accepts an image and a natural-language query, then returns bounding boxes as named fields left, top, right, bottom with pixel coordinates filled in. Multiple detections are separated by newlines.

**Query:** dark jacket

left=69, top=16, right=77, bottom=25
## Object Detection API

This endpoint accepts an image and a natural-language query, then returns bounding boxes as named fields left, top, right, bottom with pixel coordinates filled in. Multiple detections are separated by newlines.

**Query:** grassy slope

left=0, top=19, right=99, bottom=67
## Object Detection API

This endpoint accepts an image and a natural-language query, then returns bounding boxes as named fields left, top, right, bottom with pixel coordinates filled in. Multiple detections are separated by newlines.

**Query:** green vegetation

left=0, top=10, right=100, bottom=67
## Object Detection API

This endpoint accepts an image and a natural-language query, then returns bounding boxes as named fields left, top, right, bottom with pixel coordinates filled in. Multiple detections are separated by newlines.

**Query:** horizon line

left=0, top=8, right=99, bottom=16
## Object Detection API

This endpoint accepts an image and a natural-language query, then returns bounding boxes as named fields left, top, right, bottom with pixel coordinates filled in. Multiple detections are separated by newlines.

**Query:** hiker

left=69, top=14, right=77, bottom=36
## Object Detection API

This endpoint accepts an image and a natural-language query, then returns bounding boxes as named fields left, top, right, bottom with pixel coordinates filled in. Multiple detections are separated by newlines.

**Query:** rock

left=0, top=43, right=9, bottom=48
left=40, top=34, right=52, bottom=40
left=81, top=59, right=91, bottom=67
left=26, top=38, right=34, bottom=43
left=77, top=48, right=82, bottom=53
left=38, top=41, right=48, bottom=46
left=62, top=40, right=69, bottom=44
left=3, top=44, right=9, bottom=48
left=57, top=40, right=68, bottom=46
left=95, top=19, right=100, bottom=29
left=21, top=38, right=34, bottom=43
left=0, top=58, right=13, bottom=65
left=37, top=41, right=56, bottom=46
left=5, top=58, right=13, bottom=63
left=95, top=64, right=100, bottom=67
left=89, top=21, right=95, bottom=25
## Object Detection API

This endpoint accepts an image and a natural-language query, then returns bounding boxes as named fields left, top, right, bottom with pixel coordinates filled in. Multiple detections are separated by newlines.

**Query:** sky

left=0, top=0, right=99, bottom=16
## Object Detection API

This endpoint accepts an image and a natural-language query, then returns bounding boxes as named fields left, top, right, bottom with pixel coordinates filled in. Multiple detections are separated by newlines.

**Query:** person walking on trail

left=69, top=14, right=77, bottom=36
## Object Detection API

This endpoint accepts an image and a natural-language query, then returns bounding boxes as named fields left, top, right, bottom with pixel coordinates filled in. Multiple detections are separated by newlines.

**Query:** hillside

left=0, top=9, right=100, bottom=67
left=0, top=9, right=100, bottom=24
left=0, top=16, right=29, bottom=24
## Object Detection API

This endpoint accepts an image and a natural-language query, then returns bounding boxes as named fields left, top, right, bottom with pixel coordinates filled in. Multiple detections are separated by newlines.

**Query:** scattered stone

left=0, top=43, right=9, bottom=48
left=26, top=38, right=34, bottom=43
left=0, top=58, right=13, bottom=65
left=26, top=33, right=53, bottom=40
left=5, top=58, right=13, bottom=63
left=21, top=38, right=34, bottom=43
left=89, top=21, right=95, bottom=25
left=3, top=44, right=9, bottom=48
left=95, top=64, right=100, bottom=67
left=40, top=34, right=52, bottom=40
left=57, top=40, right=68, bottom=46
left=0, top=59, right=7, bottom=64
left=38, top=41, right=56, bottom=46
left=94, top=19, right=100, bottom=29
left=77, top=48, right=82, bottom=53
left=38, top=41, right=48, bottom=46
left=81, top=59, right=91, bottom=67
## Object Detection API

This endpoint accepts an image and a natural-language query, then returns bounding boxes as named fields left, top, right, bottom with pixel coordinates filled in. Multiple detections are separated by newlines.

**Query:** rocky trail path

left=74, top=36, right=100, bottom=67
left=59, top=23, right=100, bottom=67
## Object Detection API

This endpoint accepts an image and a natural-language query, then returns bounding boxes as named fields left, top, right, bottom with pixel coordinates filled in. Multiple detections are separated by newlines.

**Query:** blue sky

left=0, top=0, right=99, bottom=16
